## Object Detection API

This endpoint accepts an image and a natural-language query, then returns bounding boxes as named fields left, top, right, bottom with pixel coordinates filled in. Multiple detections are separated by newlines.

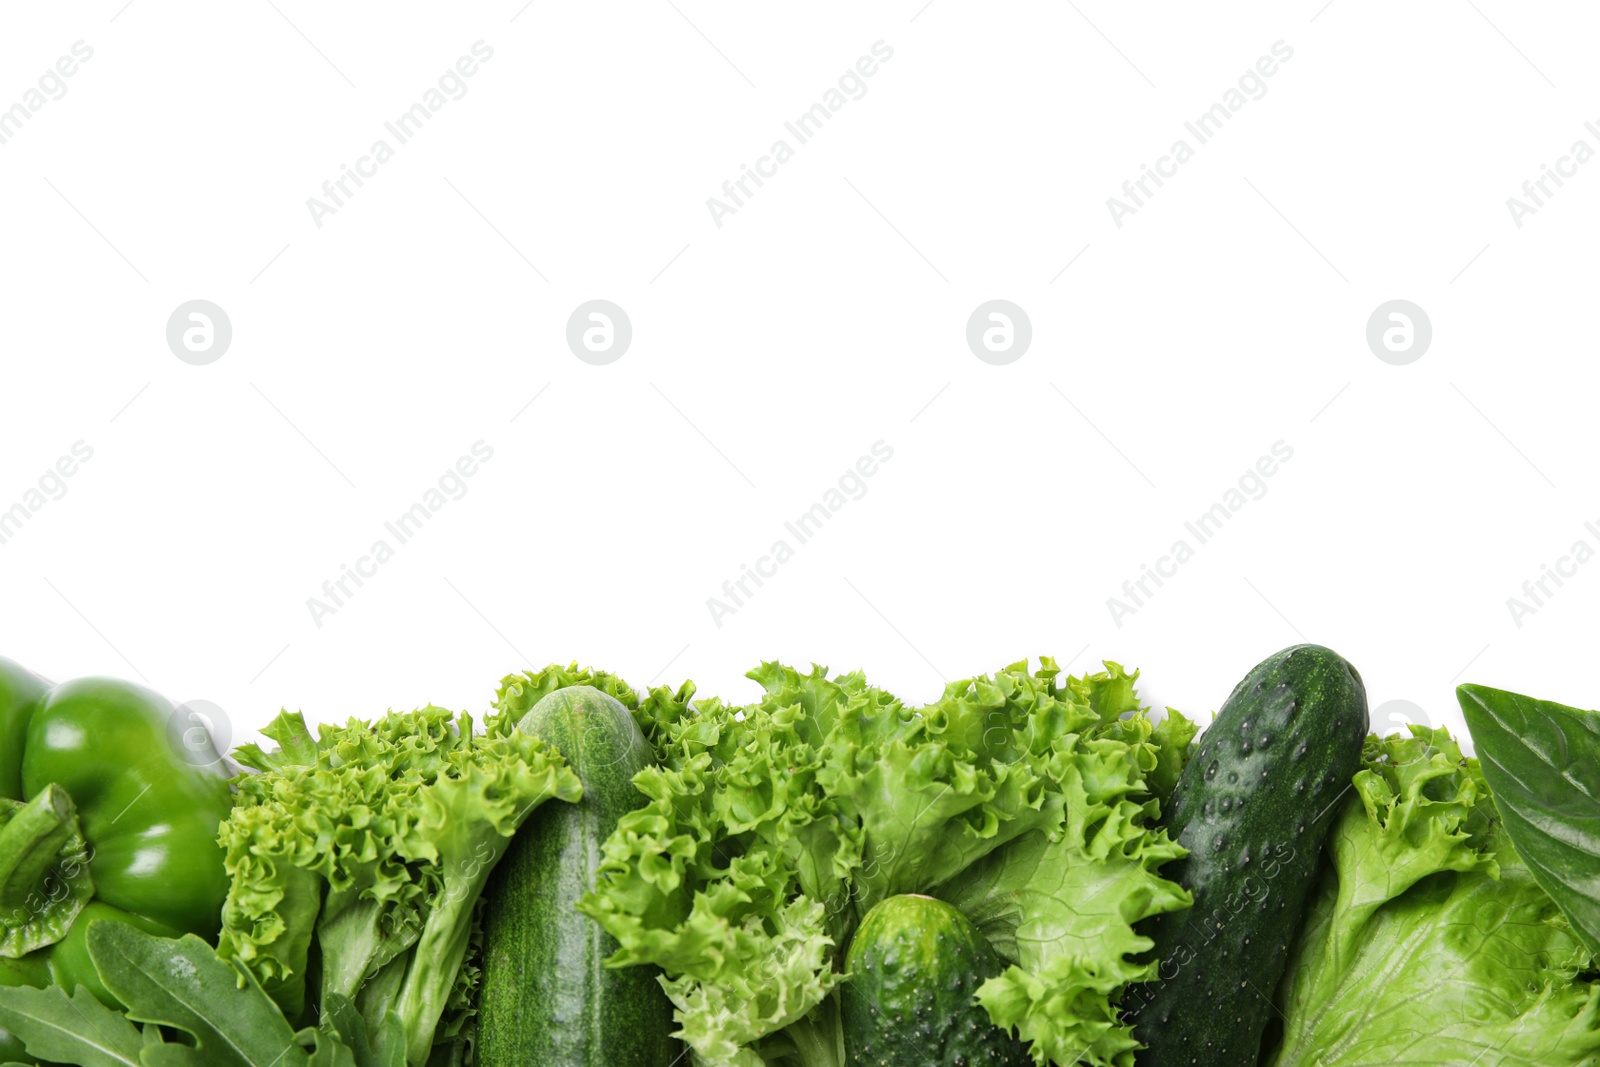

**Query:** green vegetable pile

left=577, top=658, right=1196, bottom=1066
left=0, top=649, right=1596, bottom=1067
left=217, top=705, right=582, bottom=1064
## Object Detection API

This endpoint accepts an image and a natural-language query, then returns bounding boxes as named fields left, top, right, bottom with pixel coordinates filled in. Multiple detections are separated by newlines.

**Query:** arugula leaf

left=88, top=921, right=311, bottom=1067
left=1457, top=682, right=1600, bottom=955
left=0, top=983, right=146, bottom=1067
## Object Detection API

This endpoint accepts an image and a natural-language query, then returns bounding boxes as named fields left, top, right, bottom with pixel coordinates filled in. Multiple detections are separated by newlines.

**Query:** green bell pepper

left=0, top=658, right=233, bottom=992
left=41, top=902, right=176, bottom=1005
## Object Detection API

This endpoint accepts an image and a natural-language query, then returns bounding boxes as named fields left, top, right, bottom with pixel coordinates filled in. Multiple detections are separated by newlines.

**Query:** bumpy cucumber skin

left=1128, top=644, right=1368, bottom=1067
left=843, top=894, right=1031, bottom=1067
left=478, top=686, right=679, bottom=1067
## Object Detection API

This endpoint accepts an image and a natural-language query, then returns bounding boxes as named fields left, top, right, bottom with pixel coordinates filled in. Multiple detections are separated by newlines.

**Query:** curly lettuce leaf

left=660, top=898, right=842, bottom=1067
left=221, top=703, right=580, bottom=1065
left=579, top=667, right=869, bottom=1067
left=489, top=663, right=700, bottom=756
left=215, top=796, right=326, bottom=1019
left=491, top=664, right=639, bottom=733
left=883, top=663, right=1189, bottom=1067
left=582, top=658, right=1189, bottom=1067
left=1269, top=727, right=1600, bottom=1067
left=824, top=661, right=1083, bottom=911
left=939, top=730, right=1191, bottom=1067
left=385, top=725, right=582, bottom=1060
left=1146, top=707, right=1197, bottom=807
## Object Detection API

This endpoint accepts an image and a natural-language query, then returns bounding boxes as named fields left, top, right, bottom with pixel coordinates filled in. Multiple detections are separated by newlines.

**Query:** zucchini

left=842, top=894, right=1030, bottom=1067
left=1127, top=644, right=1367, bottom=1066
left=478, top=685, right=678, bottom=1067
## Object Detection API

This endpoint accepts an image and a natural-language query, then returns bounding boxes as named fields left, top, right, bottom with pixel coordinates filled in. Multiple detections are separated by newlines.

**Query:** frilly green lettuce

left=1268, top=727, right=1600, bottom=1067
left=577, top=664, right=868, bottom=1067
left=942, top=730, right=1191, bottom=1066
left=578, top=658, right=1193, bottom=1067
left=220, top=703, right=582, bottom=1066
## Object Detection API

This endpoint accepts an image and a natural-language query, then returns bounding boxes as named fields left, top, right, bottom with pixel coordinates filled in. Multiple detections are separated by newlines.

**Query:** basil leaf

left=86, top=921, right=311, bottom=1067
left=1456, top=682, right=1600, bottom=955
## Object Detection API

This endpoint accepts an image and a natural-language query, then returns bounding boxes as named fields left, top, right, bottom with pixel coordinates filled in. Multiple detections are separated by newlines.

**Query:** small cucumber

left=478, top=686, right=678, bottom=1067
left=1126, top=644, right=1368, bottom=1067
left=842, top=894, right=1030, bottom=1067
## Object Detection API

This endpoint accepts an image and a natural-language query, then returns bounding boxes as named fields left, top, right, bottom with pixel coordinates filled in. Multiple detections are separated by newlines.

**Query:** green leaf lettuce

left=1268, top=727, right=1600, bottom=1067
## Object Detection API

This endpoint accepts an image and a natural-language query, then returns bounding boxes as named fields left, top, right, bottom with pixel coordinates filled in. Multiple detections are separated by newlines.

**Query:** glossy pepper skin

left=0, top=658, right=234, bottom=942
left=41, top=902, right=176, bottom=1006
left=0, top=662, right=47, bottom=804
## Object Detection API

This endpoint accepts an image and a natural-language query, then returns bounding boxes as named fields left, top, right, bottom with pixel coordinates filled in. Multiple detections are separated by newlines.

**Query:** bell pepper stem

left=0, top=785, right=95, bottom=958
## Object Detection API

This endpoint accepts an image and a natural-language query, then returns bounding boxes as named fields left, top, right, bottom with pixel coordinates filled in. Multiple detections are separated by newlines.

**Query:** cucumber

left=478, top=685, right=678, bottom=1067
left=1126, top=644, right=1367, bottom=1067
left=842, top=894, right=1030, bottom=1067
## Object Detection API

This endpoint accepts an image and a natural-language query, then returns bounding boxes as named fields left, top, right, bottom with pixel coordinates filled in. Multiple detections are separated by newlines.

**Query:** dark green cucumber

left=842, top=894, right=1030, bottom=1067
left=1127, top=644, right=1367, bottom=1067
left=478, top=686, right=678, bottom=1067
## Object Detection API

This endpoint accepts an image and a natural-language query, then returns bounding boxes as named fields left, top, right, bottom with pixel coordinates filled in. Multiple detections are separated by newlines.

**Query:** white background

left=0, top=2, right=1593, bottom=752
